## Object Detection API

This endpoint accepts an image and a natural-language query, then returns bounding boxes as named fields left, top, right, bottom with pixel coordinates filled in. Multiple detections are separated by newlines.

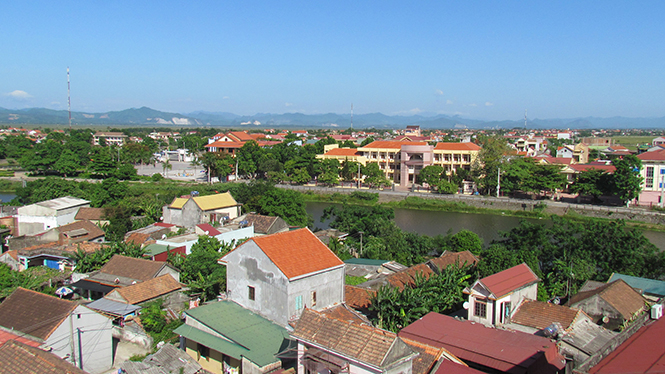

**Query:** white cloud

left=468, top=103, right=477, bottom=107
left=410, top=108, right=422, bottom=114
left=5, top=90, right=32, bottom=99
left=435, top=89, right=444, bottom=96
left=285, top=102, right=294, bottom=107
left=222, top=96, right=229, bottom=99
left=446, top=99, right=454, bottom=105
left=485, top=102, right=494, bottom=106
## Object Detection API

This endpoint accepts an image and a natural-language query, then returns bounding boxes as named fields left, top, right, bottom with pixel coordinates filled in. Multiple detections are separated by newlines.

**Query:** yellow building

left=355, top=140, right=481, bottom=187
left=316, top=144, right=367, bottom=165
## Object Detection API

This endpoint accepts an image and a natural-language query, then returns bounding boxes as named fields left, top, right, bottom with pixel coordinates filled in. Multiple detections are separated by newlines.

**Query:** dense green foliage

left=0, top=263, right=63, bottom=298
left=370, top=264, right=473, bottom=332
left=479, top=217, right=665, bottom=300
left=74, top=242, right=146, bottom=273
left=140, top=299, right=183, bottom=347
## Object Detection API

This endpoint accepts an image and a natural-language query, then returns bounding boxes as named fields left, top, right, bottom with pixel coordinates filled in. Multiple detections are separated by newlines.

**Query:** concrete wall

left=48, top=305, right=113, bottom=374
left=216, top=226, right=254, bottom=246
left=287, top=266, right=345, bottom=320
left=225, top=241, right=290, bottom=325
left=185, top=339, right=224, bottom=374
left=156, top=266, right=181, bottom=283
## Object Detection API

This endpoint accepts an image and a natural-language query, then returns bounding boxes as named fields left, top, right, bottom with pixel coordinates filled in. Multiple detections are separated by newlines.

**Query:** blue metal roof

left=608, top=273, right=665, bottom=297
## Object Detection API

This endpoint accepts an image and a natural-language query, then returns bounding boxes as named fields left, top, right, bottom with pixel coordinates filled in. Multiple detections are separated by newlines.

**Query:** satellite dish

left=463, top=302, right=470, bottom=310
left=602, top=316, right=610, bottom=324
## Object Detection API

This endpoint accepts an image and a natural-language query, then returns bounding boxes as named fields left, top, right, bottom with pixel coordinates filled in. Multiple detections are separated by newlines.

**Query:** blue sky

left=2, top=1, right=664, bottom=121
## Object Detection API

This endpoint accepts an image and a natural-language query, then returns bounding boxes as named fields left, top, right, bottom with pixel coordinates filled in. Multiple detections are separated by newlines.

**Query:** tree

left=89, top=148, right=117, bottom=178
left=179, top=236, right=232, bottom=301
left=318, top=159, right=340, bottom=186
left=569, top=168, right=613, bottom=202
left=362, top=163, right=391, bottom=188
left=161, top=158, right=172, bottom=178
left=340, top=159, right=359, bottom=182
left=54, top=149, right=81, bottom=177
left=472, top=137, right=513, bottom=195
left=417, top=165, right=445, bottom=186
left=611, top=155, right=643, bottom=206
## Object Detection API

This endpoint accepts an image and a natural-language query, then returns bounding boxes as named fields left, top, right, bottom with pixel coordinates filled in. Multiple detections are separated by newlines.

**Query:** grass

left=611, top=136, right=661, bottom=150
left=345, top=275, right=367, bottom=286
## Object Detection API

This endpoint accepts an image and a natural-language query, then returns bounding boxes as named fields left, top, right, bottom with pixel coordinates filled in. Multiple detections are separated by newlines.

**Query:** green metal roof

left=174, top=325, right=249, bottom=361
left=180, top=301, right=290, bottom=367
left=344, top=258, right=389, bottom=266
left=144, top=244, right=171, bottom=256
left=608, top=273, right=665, bottom=297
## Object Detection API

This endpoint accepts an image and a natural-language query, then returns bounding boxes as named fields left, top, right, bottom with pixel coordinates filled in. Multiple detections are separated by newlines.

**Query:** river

left=307, top=202, right=665, bottom=251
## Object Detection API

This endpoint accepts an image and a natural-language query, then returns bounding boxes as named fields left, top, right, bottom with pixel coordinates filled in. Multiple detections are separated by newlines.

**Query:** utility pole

left=357, top=163, right=361, bottom=189
left=359, top=231, right=364, bottom=255
left=496, top=167, right=501, bottom=198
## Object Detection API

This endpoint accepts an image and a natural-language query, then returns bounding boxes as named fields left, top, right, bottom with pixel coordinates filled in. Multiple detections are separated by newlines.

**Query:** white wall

left=47, top=305, right=113, bottom=374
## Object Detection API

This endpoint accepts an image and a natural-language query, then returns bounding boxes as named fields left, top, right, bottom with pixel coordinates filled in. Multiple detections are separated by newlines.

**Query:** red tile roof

left=400, top=312, right=566, bottom=374
left=434, top=142, right=481, bottom=151
left=360, top=141, right=427, bottom=150
left=345, top=285, right=376, bottom=310
left=105, top=274, right=182, bottom=305
left=569, top=164, right=616, bottom=173
left=428, top=251, right=479, bottom=272
left=0, top=340, right=87, bottom=374
left=510, top=299, right=582, bottom=330
left=477, top=263, right=539, bottom=299
left=0, top=329, right=41, bottom=347
left=638, top=149, right=665, bottom=161
left=589, top=313, right=665, bottom=373
left=242, top=228, right=344, bottom=279
left=324, top=148, right=362, bottom=157
left=0, top=288, right=77, bottom=340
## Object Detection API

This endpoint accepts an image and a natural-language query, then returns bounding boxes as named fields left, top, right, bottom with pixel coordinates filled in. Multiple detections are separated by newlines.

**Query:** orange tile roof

left=105, top=274, right=182, bottom=305
left=228, top=131, right=255, bottom=142
left=247, top=228, right=344, bottom=279
left=510, top=299, right=582, bottom=330
left=324, top=148, right=362, bottom=157
left=360, top=141, right=427, bottom=150
left=429, top=251, right=479, bottom=271
left=345, top=285, right=376, bottom=310
left=568, top=279, right=646, bottom=320
left=434, top=142, right=481, bottom=151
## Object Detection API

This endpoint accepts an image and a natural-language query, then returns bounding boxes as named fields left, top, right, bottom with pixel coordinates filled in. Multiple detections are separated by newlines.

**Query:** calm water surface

left=307, top=202, right=665, bottom=251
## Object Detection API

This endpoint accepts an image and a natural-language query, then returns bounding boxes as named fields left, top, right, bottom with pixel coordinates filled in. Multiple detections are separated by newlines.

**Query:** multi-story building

left=355, top=141, right=481, bottom=188
left=92, top=131, right=127, bottom=146
left=637, top=148, right=665, bottom=206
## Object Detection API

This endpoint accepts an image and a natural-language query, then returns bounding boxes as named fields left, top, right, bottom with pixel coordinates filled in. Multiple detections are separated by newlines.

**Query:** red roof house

left=463, top=263, right=540, bottom=326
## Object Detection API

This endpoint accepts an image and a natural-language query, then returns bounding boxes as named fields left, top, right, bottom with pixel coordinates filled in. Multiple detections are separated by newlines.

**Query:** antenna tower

left=351, top=103, right=353, bottom=129
left=67, top=67, right=72, bottom=130
left=524, top=109, right=527, bottom=130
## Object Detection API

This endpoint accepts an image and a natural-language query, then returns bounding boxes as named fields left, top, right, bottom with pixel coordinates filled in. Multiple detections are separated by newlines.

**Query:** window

left=474, top=300, right=487, bottom=319
left=197, top=343, right=210, bottom=360
left=295, top=295, right=303, bottom=311
left=248, top=286, right=255, bottom=301
left=311, top=291, right=317, bottom=306
left=647, top=167, right=654, bottom=189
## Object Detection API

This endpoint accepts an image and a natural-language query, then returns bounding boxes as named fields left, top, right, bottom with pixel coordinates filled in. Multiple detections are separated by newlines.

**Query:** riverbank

left=288, top=184, right=665, bottom=231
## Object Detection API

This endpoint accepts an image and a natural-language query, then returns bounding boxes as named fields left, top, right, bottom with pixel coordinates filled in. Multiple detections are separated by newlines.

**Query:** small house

left=0, top=287, right=113, bottom=374
left=16, top=196, right=90, bottom=236
left=162, top=192, right=242, bottom=229
left=219, top=228, right=344, bottom=326
left=463, top=263, right=540, bottom=326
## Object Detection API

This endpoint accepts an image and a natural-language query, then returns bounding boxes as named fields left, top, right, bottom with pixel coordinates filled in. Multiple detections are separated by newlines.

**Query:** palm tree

left=162, top=158, right=172, bottom=178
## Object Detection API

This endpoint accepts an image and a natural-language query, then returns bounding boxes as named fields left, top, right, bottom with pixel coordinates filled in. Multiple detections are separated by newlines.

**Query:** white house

left=16, top=196, right=90, bottom=236
left=219, top=228, right=345, bottom=327
left=463, top=263, right=540, bottom=326
left=0, top=287, right=113, bottom=374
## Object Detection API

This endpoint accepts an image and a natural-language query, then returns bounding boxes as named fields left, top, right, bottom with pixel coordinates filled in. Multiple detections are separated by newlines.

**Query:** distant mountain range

left=1, top=106, right=664, bottom=129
